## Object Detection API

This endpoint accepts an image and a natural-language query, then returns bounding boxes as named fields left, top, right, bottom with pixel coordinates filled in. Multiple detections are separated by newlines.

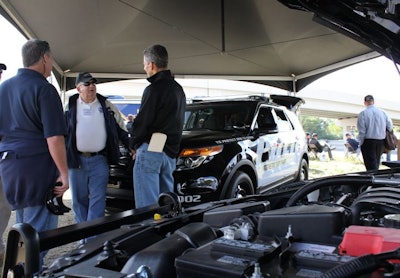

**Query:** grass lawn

left=308, top=149, right=389, bottom=179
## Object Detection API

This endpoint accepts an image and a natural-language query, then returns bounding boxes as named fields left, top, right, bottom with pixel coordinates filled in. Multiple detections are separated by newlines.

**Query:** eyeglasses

left=82, top=81, right=96, bottom=86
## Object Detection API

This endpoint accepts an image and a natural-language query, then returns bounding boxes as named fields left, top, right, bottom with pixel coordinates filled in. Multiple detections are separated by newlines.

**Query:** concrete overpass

left=72, top=78, right=400, bottom=128
left=297, top=87, right=400, bottom=127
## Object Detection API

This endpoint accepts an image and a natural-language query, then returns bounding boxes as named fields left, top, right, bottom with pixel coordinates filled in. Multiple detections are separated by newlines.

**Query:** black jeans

left=361, top=139, right=385, bottom=171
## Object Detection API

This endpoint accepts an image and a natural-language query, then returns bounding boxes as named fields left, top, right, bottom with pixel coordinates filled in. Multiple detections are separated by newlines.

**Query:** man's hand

left=130, top=148, right=136, bottom=160
left=54, top=176, right=69, bottom=197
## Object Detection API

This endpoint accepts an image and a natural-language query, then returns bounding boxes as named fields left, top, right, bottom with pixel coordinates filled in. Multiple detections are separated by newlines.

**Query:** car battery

left=339, top=225, right=400, bottom=261
left=175, top=236, right=281, bottom=277
left=257, top=204, right=346, bottom=244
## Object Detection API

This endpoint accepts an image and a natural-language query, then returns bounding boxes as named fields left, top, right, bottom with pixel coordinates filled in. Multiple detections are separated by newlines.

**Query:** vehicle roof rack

left=248, top=95, right=269, bottom=102
left=190, top=94, right=269, bottom=103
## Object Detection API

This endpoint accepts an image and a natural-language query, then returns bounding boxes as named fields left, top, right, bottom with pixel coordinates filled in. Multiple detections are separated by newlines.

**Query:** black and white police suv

left=107, top=95, right=309, bottom=209
left=174, top=95, right=309, bottom=206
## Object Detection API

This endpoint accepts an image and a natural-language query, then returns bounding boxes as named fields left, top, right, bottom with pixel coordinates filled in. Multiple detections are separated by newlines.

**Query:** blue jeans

left=16, top=205, right=58, bottom=270
left=69, top=154, right=109, bottom=223
left=134, top=143, right=176, bottom=208
left=0, top=177, right=11, bottom=254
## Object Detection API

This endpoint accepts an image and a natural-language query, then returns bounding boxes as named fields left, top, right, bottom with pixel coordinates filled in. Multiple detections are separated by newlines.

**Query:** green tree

left=300, top=116, right=343, bottom=140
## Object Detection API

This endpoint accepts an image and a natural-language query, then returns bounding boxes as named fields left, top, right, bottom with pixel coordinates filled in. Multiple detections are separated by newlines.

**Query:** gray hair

left=22, top=39, right=51, bottom=67
left=143, top=44, right=168, bottom=69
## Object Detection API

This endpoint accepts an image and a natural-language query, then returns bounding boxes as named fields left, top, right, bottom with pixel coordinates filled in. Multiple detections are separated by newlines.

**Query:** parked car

left=106, top=95, right=309, bottom=210
left=108, top=98, right=141, bottom=118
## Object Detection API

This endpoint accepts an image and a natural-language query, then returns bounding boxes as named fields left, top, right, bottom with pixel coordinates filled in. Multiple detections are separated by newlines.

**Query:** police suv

left=174, top=95, right=308, bottom=206
left=107, top=95, right=309, bottom=209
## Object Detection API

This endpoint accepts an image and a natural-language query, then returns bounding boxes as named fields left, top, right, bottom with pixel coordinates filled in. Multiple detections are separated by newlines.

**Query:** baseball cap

left=0, top=63, right=6, bottom=70
left=364, top=95, right=374, bottom=102
left=75, top=72, right=97, bottom=86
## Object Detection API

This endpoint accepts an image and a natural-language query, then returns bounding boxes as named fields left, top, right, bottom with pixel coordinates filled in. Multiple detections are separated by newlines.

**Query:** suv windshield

left=183, top=102, right=255, bottom=131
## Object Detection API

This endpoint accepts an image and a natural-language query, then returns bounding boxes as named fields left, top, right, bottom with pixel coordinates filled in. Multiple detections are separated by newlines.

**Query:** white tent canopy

left=2, top=0, right=394, bottom=92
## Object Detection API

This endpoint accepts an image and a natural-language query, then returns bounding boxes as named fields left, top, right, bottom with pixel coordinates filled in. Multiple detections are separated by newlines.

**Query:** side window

left=274, top=109, right=293, bottom=132
left=256, top=107, right=276, bottom=129
left=183, top=111, right=193, bottom=128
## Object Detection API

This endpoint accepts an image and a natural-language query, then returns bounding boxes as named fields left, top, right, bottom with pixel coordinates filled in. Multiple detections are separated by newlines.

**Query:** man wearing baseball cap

left=0, top=63, right=6, bottom=79
left=65, top=72, right=131, bottom=231
left=0, top=62, right=11, bottom=260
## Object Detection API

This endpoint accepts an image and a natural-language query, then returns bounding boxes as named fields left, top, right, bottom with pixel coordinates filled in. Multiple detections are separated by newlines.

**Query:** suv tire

left=224, top=171, right=255, bottom=199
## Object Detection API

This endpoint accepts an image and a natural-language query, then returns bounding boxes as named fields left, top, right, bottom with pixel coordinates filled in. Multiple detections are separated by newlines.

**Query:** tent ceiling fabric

left=0, top=0, right=385, bottom=91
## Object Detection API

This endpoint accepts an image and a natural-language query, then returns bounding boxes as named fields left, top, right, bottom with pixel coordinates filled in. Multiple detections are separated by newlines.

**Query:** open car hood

left=279, top=0, right=400, bottom=66
left=1, top=0, right=397, bottom=92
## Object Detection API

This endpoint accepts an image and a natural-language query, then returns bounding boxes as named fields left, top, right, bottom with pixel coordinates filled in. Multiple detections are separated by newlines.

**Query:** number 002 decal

left=178, top=195, right=201, bottom=203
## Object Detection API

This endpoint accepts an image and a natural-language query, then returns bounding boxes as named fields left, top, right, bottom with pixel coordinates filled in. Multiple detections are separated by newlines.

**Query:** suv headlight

left=177, top=145, right=224, bottom=169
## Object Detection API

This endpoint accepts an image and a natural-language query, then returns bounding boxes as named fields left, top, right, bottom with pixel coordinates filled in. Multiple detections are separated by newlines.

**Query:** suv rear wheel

left=224, top=171, right=254, bottom=199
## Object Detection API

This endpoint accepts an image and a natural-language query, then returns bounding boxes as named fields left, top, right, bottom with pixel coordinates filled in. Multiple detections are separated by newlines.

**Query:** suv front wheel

left=223, top=171, right=255, bottom=199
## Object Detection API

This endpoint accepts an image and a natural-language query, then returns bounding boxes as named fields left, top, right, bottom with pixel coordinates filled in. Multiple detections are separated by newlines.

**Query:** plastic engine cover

left=121, top=222, right=217, bottom=277
left=257, top=204, right=346, bottom=244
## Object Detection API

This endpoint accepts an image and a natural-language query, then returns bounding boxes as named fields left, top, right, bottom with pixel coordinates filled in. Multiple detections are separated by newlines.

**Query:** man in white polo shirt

left=65, top=72, right=131, bottom=228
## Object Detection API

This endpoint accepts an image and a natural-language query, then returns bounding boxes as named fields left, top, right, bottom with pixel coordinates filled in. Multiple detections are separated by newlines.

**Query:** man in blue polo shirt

left=0, top=40, right=69, bottom=267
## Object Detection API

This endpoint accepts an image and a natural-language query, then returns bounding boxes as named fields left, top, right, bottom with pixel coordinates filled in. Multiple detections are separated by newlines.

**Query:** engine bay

left=5, top=167, right=400, bottom=277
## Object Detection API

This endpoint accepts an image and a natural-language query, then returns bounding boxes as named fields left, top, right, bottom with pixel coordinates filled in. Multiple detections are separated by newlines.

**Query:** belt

left=78, top=151, right=105, bottom=157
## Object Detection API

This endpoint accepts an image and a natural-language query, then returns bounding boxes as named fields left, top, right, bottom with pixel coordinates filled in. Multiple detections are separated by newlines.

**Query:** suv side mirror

left=261, top=124, right=278, bottom=134
left=253, top=123, right=278, bottom=137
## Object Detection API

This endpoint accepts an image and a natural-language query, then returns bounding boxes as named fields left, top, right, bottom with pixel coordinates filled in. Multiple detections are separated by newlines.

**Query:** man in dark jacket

left=309, top=133, right=334, bottom=160
left=130, top=44, right=186, bottom=208
left=65, top=72, right=130, bottom=225
left=345, top=132, right=359, bottom=151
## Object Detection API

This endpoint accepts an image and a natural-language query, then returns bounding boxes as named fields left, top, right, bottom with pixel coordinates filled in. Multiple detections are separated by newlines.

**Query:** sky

left=309, top=56, right=400, bottom=100
left=0, top=15, right=25, bottom=81
left=1, top=14, right=399, bottom=99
